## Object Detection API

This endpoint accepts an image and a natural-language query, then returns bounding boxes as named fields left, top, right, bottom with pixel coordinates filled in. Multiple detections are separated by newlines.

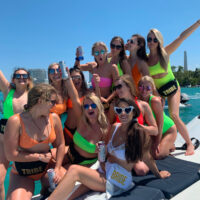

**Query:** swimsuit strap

left=73, top=130, right=96, bottom=153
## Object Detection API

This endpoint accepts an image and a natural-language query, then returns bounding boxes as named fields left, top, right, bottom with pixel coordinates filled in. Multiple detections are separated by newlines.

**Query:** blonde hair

left=91, top=42, right=108, bottom=56
left=148, top=29, right=169, bottom=71
left=82, top=93, right=108, bottom=135
left=138, top=75, right=156, bottom=91
left=116, top=74, right=137, bottom=97
left=25, top=83, right=57, bottom=111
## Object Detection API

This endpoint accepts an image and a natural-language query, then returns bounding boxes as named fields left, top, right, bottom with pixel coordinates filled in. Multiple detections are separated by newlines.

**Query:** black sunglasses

left=49, top=99, right=57, bottom=106
left=13, top=74, right=29, bottom=79
left=83, top=103, right=97, bottom=110
left=147, top=37, right=158, bottom=43
left=49, top=68, right=60, bottom=74
left=114, top=106, right=134, bottom=115
left=127, top=39, right=137, bottom=44
left=113, top=84, right=123, bottom=91
left=111, top=44, right=122, bottom=50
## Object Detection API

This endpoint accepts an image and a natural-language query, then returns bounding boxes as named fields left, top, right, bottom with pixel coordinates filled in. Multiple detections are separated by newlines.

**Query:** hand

left=107, top=154, right=116, bottom=163
left=39, top=152, right=52, bottom=163
left=93, top=74, right=100, bottom=85
left=75, top=47, right=80, bottom=58
left=101, top=97, right=108, bottom=104
left=159, top=170, right=171, bottom=179
left=53, top=167, right=63, bottom=184
left=65, top=67, right=71, bottom=79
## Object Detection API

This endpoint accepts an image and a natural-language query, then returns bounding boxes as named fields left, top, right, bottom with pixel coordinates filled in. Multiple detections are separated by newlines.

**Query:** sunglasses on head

left=49, top=68, right=60, bottom=74
left=94, top=50, right=106, bottom=56
left=147, top=37, right=158, bottom=43
left=113, top=84, right=123, bottom=91
left=110, top=44, right=122, bottom=50
left=71, top=75, right=81, bottom=80
left=127, top=39, right=137, bottom=45
left=114, top=106, right=134, bottom=115
left=83, top=103, right=97, bottom=110
left=13, top=73, right=29, bottom=79
left=138, top=85, right=152, bottom=91
left=48, top=99, right=57, bottom=106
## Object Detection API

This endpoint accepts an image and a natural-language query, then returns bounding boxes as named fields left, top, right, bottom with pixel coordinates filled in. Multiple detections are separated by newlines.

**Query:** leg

left=6, top=172, right=34, bottom=200
left=167, top=87, right=194, bottom=155
left=48, top=165, right=106, bottom=200
left=133, top=161, right=149, bottom=176
left=0, top=135, right=9, bottom=200
left=156, top=125, right=177, bottom=159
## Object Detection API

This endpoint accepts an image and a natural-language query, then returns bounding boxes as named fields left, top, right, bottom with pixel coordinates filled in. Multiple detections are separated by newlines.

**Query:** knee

left=170, top=112, right=179, bottom=122
left=67, top=165, right=80, bottom=180
left=133, top=162, right=149, bottom=176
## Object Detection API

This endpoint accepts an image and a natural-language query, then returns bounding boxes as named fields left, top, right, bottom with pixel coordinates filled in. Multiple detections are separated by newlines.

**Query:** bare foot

left=185, top=143, right=194, bottom=156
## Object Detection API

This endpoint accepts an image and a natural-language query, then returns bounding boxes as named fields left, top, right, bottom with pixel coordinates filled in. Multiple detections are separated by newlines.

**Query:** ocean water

left=1, top=88, right=200, bottom=196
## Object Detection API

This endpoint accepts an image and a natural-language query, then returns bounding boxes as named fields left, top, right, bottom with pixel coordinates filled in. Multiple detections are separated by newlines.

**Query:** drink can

left=59, top=61, right=68, bottom=80
left=98, top=141, right=106, bottom=162
left=77, top=46, right=84, bottom=61
left=47, top=168, right=56, bottom=190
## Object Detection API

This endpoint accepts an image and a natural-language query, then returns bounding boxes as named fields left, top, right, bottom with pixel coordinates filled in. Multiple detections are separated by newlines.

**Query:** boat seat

left=132, top=156, right=200, bottom=199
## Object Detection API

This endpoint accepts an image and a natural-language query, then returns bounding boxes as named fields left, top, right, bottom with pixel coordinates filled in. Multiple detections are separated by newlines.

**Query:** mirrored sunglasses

left=94, top=50, right=106, bottom=56
left=13, top=74, right=29, bottom=79
left=113, top=84, right=123, bottom=91
left=71, top=75, right=81, bottom=80
left=83, top=103, right=97, bottom=110
left=114, top=106, right=134, bottom=115
left=138, top=85, right=152, bottom=91
left=49, top=68, right=60, bottom=74
left=147, top=37, right=158, bottom=43
left=110, top=44, right=122, bottom=50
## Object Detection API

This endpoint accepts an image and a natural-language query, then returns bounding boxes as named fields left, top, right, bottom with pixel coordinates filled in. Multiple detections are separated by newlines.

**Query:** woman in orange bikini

left=126, top=34, right=149, bottom=89
left=64, top=67, right=89, bottom=145
left=0, top=68, right=32, bottom=200
left=48, top=63, right=68, bottom=128
left=4, top=84, right=65, bottom=200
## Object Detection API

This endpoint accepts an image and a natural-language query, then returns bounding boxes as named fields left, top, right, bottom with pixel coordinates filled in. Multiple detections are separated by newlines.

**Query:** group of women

left=0, top=19, right=199, bottom=200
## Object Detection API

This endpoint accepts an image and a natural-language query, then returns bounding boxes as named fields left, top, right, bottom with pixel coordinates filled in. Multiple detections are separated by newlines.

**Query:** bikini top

left=50, top=99, right=67, bottom=115
left=67, top=97, right=84, bottom=109
left=131, top=62, right=142, bottom=88
left=107, top=123, right=125, bottom=161
left=91, top=76, right=112, bottom=88
left=17, top=113, right=56, bottom=149
left=73, top=130, right=96, bottom=153
left=3, top=89, right=15, bottom=119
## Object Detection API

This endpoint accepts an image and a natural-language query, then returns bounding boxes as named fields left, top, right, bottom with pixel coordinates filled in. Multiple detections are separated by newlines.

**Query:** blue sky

left=0, top=0, right=200, bottom=82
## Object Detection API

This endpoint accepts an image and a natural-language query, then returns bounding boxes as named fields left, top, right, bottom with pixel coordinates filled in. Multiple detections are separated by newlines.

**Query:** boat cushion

left=132, top=156, right=200, bottom=199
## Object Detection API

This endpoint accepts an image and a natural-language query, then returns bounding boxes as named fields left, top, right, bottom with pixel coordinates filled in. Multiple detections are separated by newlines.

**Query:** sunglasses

left=113, top=84, right=123, bottom=91
left=138, top=85, right=152, bottom=91
left=114, top=106, right=134, bottom=115
left=49, top=68, right=60, bottom=74
left=71, top=75, right=81, bottom=80
left=94, top=50, right=106, bottom=56
left=48, top=99, right=57, bottom=106
left=127, top=39, right=137, bottom=44
left=147, top=37, right=158, bottom=43
left=83, top=103, right=97, bottom=110
left=13, top=74, right=29, bottom=79
left=110, top=44, right=122, bottom=50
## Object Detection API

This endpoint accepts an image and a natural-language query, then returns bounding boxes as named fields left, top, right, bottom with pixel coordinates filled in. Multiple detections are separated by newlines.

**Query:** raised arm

left=111, top=64, right=120, bottom=82
left=165, top=20, right=200, bottom=55
left=78, top=62, right=97, bottom=73
left=138, top=60, right=149, bottom=76
left=0, top=70, right=10, bottom=97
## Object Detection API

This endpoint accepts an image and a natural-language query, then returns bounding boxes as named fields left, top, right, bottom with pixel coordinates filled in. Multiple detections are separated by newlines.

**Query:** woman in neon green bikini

left=147, top=19, right=200, bottom=155
left=0, top=68, right=32, bottom=200
left=138, top=76, right=177, bottom=159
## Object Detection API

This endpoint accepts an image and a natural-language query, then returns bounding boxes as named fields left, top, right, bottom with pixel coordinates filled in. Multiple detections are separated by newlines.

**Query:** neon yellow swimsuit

left=3, top=89, right=15, bottom=119
left=149, top=61, right=176, bottom=89
left=107, top=57, right=123, bottom=76
left=73, top=131, right=96, bottom=153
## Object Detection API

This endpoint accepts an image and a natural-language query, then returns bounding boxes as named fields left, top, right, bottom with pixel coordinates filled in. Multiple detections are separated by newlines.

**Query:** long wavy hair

left=24, top=83, right=57, bottom=111
left=132, top=34, right=148, bottom=62
left=82, top=93, right=108, bottom=135
left=115, top=98, right=151, bottom=163
left=110, top=36, right=127, bottom=66
left=11, top=68, right=33, bottom=90
left=148, top=29, right=169, bottom=71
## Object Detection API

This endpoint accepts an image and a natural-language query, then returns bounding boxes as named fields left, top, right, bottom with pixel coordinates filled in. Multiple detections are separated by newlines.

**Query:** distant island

left=172, top=65, right=200, bottom=87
